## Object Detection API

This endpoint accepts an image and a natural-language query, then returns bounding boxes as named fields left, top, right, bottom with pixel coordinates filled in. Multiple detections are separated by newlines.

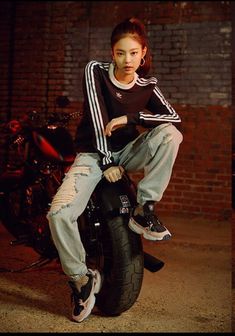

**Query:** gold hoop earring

left=140, top=58, right=145, bottom=67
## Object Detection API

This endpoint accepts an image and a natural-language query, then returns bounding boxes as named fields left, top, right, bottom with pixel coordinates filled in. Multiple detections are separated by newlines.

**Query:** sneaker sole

left=72, top=270, right=102, bottom=323
left=72, top=294, right=96, bottom=323
left=89, top=269, right=102, bottom=294
left=128, top=217, right=171, bottom=241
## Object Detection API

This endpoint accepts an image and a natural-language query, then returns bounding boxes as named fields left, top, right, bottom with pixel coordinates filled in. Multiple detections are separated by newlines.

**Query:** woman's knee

left=47, top=206, right=67, bottom=226
left=169, top=125, right=183, bottom=145
left=157, top=123, right=183, bottom=145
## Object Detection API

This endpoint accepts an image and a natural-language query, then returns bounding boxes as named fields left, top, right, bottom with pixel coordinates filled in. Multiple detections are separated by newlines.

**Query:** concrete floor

left=0, top=214, right=232, bottom=332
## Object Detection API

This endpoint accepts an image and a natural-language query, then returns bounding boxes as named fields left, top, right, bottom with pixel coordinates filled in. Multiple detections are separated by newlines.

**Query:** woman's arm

left=83, top=61, right=114, bottom=170
left=127, top=84, right=181, bottom=128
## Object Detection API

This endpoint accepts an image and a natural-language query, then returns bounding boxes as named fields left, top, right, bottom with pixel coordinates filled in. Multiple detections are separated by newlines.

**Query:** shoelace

left=145, top=214, right=156, bottom=226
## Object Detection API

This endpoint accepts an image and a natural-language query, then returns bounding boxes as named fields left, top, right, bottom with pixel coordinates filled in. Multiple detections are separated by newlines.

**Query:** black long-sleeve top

left=75, top=60, right=181, bottom=171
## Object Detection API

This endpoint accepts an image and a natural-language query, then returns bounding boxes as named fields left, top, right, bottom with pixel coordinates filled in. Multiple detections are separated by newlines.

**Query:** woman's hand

left=103, top=165, right=125, bottom=183
left=104, top=116, right=127, bottom=137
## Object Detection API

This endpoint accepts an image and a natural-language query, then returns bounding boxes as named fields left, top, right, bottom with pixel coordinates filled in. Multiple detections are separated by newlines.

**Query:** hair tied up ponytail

left=128, top=17, right=146, bottom=33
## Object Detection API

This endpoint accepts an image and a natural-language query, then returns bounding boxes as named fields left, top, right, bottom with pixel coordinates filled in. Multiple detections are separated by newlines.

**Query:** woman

left=47, top=17, right=183, bottom=323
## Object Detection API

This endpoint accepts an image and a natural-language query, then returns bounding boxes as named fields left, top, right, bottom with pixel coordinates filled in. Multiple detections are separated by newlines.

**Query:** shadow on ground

left=0, top=214, right=231, bottom=332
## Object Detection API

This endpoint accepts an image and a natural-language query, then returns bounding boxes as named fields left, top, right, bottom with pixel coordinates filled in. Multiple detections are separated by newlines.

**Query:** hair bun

left=129, top=17, right=146, bottom=34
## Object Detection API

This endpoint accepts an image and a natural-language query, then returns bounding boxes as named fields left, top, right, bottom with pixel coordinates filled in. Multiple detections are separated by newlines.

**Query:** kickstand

left=0, top=256, right=55, bottom=273
left=143, top=252, right=165, bottom=273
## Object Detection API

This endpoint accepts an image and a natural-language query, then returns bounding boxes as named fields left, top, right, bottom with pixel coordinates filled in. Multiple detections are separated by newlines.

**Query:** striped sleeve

left=84, top=61, right=114, bottom=169
left=139, top=84, right=181, bottom=126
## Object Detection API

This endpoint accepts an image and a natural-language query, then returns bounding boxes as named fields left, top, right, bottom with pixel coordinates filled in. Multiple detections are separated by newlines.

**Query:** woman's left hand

left=104, top=116, right=127, bottom=137
left=103, top=165, right=125, bottom=183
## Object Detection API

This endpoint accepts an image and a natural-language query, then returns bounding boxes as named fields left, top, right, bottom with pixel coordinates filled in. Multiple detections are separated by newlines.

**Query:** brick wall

left=0, top=1, right=232, bottom=220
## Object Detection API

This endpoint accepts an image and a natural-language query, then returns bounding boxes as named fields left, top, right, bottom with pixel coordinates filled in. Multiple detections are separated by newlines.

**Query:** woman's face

left=112, top=36, right=146, bottom=78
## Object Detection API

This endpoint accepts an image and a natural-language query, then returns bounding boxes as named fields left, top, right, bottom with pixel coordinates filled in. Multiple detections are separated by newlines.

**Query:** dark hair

left=111, top=17, right=152, bottom=77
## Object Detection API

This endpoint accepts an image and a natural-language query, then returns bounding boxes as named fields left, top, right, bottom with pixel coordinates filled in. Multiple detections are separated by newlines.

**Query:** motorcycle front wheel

left=78, top=213, right=144, bottom=316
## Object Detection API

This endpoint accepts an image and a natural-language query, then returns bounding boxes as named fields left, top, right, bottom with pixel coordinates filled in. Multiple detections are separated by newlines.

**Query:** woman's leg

left=115, top=123, right=183, bottom=241
left=47, top=153, right=102, bottom=282
left=117, top=123, right=183, bottom=205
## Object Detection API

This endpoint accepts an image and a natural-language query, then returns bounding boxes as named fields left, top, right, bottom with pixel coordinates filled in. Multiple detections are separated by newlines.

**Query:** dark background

left=0, top=1, right=233, bottom=220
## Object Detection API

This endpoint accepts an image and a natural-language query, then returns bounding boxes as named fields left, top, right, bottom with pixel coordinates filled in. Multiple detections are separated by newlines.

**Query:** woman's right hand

left=104, top=116, right=127, bottom=137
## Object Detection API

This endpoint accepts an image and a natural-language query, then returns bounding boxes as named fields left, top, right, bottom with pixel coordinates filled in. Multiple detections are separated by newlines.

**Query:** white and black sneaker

left=68, top=269, right=102, bottom=323
left=128, top=201, right=171, bottom=241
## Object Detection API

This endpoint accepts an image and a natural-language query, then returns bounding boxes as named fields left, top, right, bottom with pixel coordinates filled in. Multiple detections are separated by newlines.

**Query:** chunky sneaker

left=128, top=201, right=171, bottom=241
left=68, top=269, right=102, bottom=323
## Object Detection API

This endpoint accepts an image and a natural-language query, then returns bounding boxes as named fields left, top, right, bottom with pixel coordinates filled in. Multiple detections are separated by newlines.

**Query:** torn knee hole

left=73, top=165, right=91, bottom=176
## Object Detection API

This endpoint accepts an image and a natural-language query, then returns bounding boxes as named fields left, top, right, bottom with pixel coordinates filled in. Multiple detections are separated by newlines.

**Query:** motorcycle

left=0, top=110, right=164, bottom=316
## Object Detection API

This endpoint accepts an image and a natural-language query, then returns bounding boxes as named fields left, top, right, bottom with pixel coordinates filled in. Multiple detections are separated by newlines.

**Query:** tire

left=79, top=212, right=144, bottom=316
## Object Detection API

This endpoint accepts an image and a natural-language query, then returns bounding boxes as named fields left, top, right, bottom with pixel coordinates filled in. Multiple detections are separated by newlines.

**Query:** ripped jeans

left=47, top=123, right=183, bottom=281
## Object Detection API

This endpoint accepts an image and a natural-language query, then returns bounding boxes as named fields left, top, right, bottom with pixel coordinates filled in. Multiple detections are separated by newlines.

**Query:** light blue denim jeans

left=47, top=123, right=183, bottom=281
